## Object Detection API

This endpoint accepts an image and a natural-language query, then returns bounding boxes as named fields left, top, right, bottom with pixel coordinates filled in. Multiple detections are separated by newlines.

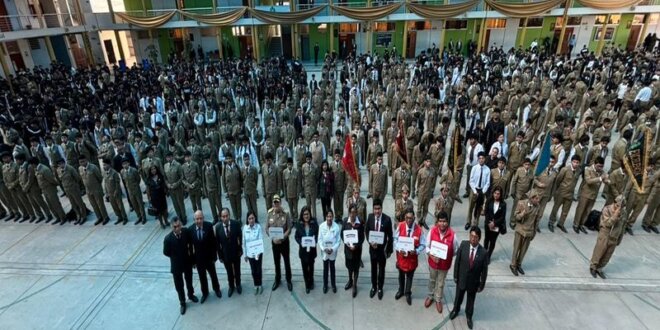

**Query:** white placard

left=323, top=240, right=334, bottom=249
left=369, top=231, right=385, bottom=245
left=429, top=240, right=449, bottom=260
left=269, top=227, right=284, bottom=240
left=246, top=239, right=264, bottom=256
left=302, top=236, right=316, bottom=248
left=343, top=229, right=358, bottom=245
left=396, top=236, right=414, bottom=252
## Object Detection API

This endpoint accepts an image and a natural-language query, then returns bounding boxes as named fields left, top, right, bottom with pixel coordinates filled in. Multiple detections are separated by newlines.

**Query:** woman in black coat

left=295, top=206, right=319, bottom=294
left=146, top=165, right=169, bottom=228
left=483, top=186, right=507, bottom=262
left=342, top=204, right=365, bottom=298
left=318, top=160, right=335, bottom=217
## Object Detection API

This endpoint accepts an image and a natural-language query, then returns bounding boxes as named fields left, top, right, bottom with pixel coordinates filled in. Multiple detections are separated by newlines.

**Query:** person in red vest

left=424, top=211, right=459, bottom=314
left=394, top=209, right=426, bottom=305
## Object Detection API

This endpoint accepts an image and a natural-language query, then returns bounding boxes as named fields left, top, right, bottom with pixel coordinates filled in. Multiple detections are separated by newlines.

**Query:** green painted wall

left=614, top=13, right=634, bottom=49
left=443, top=19, right=477, bottom=54
left=516, top=17, right=557, bottom=48
left=220, top=26, right=240, bottom=58
left=373, top=21, right=404, bottom=55
left=123, top=0, right=152, bottom=12
left=309, top=24, right=330, bottom=60
left=158, top=30, right=172, bottom=62
left=183, top=0, right=214, bottom=8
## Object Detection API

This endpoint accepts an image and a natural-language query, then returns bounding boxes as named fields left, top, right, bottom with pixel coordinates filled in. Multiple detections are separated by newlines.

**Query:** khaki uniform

left=242, top=165, right=258, bottom=220
left=202, top=163, right=223, bottom=220
left=182, top=161, right=202, bottom=212
left=507, top=141, right=527, bottom=172
left=222, top=163, right=242, bottom=220
left=165, top=160, right=187, bottom=223
left=346, top=195, right=367, bottom=222
left=590, top=204, right=625, bottom=271
left=330, top=160, right=346, bottom=220
left=416, top=166, right=437, bottom=224
left=610, top=138, right=627, bottom=172
left=57, top=164, right=87, bottom=219
left=550, top=165, right=580, bottom=226
left=603, top=168, right=626, bottom=206
left=80, top=163, right=109, bottom=221
left=509, top=167, right=533, bottom=227
left=490, top=168, right=512, bottom=198
left=104, top=167, right=128, bottom=222
left=365, top=143, right=383, bottom=168
left=121, top=166, right=146, bottom=222
left=368, top=163, right=388, bottom=202
left=395, top=198, right=414, bottom=223
left=511, top=200, right=539, bottom=268
left=624, top=171, right=654, bottom=229
left=35, top=164, right=66, bottom=220
left=438, top=170, right=460, bottom=202
left=4, top=162, right=34, bottom=217
left=0, top=167, right=18, bottom=215
left=141, top=157, right=163, bottom=181
left=642, top=172, right=660, bottom=227
left=19, top=162, right=50, bottom=218
left=262, top=163, right=280, bottom=211
left=434, top=194, right=454, bottom=223
left=282, top=167, right=302, bottom=221
left=573, top=166, right=605, bottom=229
left=392, top=166, right=411, bottom=201
left=301, top=162, right=319, bottom=218
left=309, top=141, right=325, bottom=168
left=532, top=168, right=557, bottom=228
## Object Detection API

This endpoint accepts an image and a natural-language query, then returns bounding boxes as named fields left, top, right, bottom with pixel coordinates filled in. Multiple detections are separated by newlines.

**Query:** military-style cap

left=273, top=194, right=281, bottom=202
left=401, top=184, right=409, bottom=192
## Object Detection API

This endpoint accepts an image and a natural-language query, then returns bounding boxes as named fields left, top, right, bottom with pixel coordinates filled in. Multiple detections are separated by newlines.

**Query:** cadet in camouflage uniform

left=103, top=159, right=128, bottom=225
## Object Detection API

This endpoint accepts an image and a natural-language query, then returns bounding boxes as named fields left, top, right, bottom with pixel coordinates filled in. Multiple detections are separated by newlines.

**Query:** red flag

left=395, top=119, right=408, bottom=164
left=341, top=134, right=360, bottom=186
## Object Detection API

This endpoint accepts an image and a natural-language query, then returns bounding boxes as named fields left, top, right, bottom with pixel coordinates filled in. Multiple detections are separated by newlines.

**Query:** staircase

left=268, top=37, right=283, bottom=57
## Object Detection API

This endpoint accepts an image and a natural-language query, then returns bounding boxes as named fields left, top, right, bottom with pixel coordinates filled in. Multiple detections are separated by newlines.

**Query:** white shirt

left=469, top=164, right=491, bottom=193
left=465, top=143, right=484, bottom=166
left=318, top=221, right=341, bottom=261
left=635, top=86, right=652, bottom=102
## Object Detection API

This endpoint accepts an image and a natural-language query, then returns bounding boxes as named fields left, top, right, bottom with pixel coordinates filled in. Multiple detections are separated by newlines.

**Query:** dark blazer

left=484, top=199, right=507, bottom=234
left=163, top=228, right=194, bottom=274
left=295, top=220, right=319, bottom=262
left=189, top=221, right=218, bottom=265
left=365, top=213, right=393, bottom=260
left=215, top=220, right=243, bottom=262
left=294, top=115, right=306, bottom=137
left=453, top=240, right=488, bottom=292
left=341, top=218, right=365, bottom=260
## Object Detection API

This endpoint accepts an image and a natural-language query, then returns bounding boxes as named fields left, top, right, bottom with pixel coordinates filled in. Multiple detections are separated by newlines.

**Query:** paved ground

left=0, top=65, right=659, bottom=329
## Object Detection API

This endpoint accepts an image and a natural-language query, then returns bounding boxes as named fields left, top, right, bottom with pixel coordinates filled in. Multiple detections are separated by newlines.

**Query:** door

left=282, top=25, right=292, bottom=59
left=627, top=25, right=642, bottom=51
left=104, top=39, right=117, bottom=64
left=406, top=31, right=417, bottom=59
left=484, top=29, right=491, bottom=51
left=238, top=36, right=252, bottom=59
left=339, top=33, right=355, bottom=59
left=301, top=34, right=310, bottom=61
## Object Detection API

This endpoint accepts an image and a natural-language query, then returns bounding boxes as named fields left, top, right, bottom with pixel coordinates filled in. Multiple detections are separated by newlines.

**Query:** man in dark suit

left=215, top=208, right=243, bottom=297
left=365, top=198, right=393, bottom=300
left=450, top=226, right=488, bottom=329
left=190, top=210, right=222, bottom=303
left=163, top=217, right=198, bottom=315
left=294, top=109, right=306, bottom=138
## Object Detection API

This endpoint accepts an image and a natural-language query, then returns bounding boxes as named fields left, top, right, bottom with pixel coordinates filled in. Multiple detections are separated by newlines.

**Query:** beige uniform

left=165, top=160, right=187, bottom=223
left=80, top=163, right=108, bottom=221
left=416, top=166, right=436, bottom=225
left=182, top=161, right=202, bottom=212
left=121, top=166, right=146, bottom=222
left=301, top=162, right=319, bottom=218
left=242, top=165, right=258, bottom=221
left=509, top=167, right=533, bottom=227
left=35, top=164, right=66, bottom=221
left=262, top=163, right=280, bottom=211
left=590, top=204, right=625, bottom=272
left=19, top=162, right=48, bottom=218
left=550, top=165, right=580, bottom=226
left=330, top=160, right=346, bottom=221
left=104, top=167, right=128, bottom=222
left=368, top=163, right=388, bottom=202
left=282, top=167, right=302, bottom=220
left=223, top=163, right=242, bottom=220
left=573, top=166, right=605, bottom=229
left=203, top=163, right=223, bottom=221
left=511, top=200, right=539, bottom=268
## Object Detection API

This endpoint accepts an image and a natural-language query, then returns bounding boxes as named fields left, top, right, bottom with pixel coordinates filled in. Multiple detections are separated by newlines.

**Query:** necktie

left=225, top=225, right=229, bottom=238
left=197, top=228, right=202, bottom=240
left=478, top=166, right=483, bottom=189
left=469, top=146, right=475, bottom=163
left=376, top=217, right=380, bottom=232
left=469, top=248, right=475, bottom=268
left=407, top=225, right=412, bottom=237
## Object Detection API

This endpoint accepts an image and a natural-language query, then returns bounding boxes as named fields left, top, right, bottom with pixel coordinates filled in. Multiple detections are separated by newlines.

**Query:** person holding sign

left=242, top=211, right=264, bottom=295
left=394, top=209, right=426, bottom=306
left=215, top=208, right=243, bottom=297
left=483, top=186, right=507, bottom=262
left=295, top=206, right=319, bottom=294
left=319, top=209, right=341, bottom=293
left=266, top=194, right=294, bottom=291
left=342, top=204, right=365, bottom=298
left=424, top=211, right=459, bottom=314
left=365, top=199, right=393, bottom=300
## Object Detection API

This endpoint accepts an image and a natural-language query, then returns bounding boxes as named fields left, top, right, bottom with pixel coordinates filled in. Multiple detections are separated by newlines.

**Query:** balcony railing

left=0, top=13, right=81, bottom=32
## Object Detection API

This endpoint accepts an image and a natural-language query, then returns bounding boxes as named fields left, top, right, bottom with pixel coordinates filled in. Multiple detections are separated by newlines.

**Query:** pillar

left=596, top=14, right=611, bottom=55
left=519, top=18, right=528, bottom=48
left=328, top=0, right=334, bottom=53
left=0, top=43, right=14, bottom=94
left=439, top=0, right=447, bottom=54
left=212, top=0, right=223, bottom=58
left=402, top=22, right=407, bottom=59
left=106, top=0, right=126, bottom=61
left=556, top=0, right=571, bottom=55
left=477, top=16, right=487, bottom=52
left=637, top=14, right=651, bottom=48
left=73, top=0, right=95, bottom=66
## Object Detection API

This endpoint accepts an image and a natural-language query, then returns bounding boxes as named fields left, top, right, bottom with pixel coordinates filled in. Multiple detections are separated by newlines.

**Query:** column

left=329, top=0, right=334, bottom=53
left=637, top=14, right=650, bottom=48
left=0, top=43, right=14, bottom=94
left=439, top=0, right=447, bottom=54
left=106, top=0, right=126, bottom=61
left=73, top=0, right=95, bottom=66
left=596, top=14, right=610, bottom=55
left=519, top=18, right=528, bottom=48
left=556, top=0, right=571, bottom=55
left=213, top=0, right=224, bottom=59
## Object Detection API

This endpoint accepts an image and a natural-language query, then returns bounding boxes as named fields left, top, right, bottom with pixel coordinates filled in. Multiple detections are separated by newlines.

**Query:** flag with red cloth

left=341, top=134, right=360, bottom=186
left=394, top=119, right=408, bottom=164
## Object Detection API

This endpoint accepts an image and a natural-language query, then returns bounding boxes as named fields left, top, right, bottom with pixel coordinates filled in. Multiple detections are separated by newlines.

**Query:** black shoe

left=573, top=226, right=580, bottom=234
left=449, top=309, right=458, bottom=320
left=272, top=282, right=280, bottom=291
left=287, top=282, right=293, bottom=291
left=536, top=227, right=541, bottom=233
left=369, top=287, right=376, bottom=298
left=366, top=194, right=372, bottom=199
left=421, top=221, right=429, bottom=230
left=464, top=223, right=470, bottom=231
left=625, top=228, right=634, bottom=236
left=123, top=219, right=128, bottom=225
left=228, top=287, right=234, bottom=297
left=580, top=226, right=588, bottom=234
left=517, top=266, right=525, bottom=275
left=94, top=219, right=103, bottom=226
left=467, top=318, right=473, bottom=329
left=557, top=224, right=568, bottom=233
left=352, top=287, right=357, bottom=298
left=323, top=286, right=328, bottom=294
left=548, top=223, right=555, bottom=233
left=360, top=260, right=364, bottom=268
left=455, top=198, right=463, bottom=204
left=188, top=295, right=198, bottom=303
left=332, top=286, right=337, bottom=293
left=134, top=220, right=141, bottom=225
left=596, top=270, right=607, bottom=279
left=180, top=304, right=186, bottom=315
left=46, top=215, right=53, bottom=223
left=462, top=193, right=469, bottom=198
left=395, top=291, right=403, bottom=300
left=651, top=226, right=660, bottom=234
left=642, top=225, right=651, bottom=233
left=306, top=288, right=310, bottom=294
left=114, top=218, right=122, bottom=225
left=510, top=265, right=519, bottom=276
left=19, top=216, right=29, bottom=223
left=215, top=290, right=222, bottom=298
left=237, top=285, right=242, bottom=295
left=406, top=295, right=412, bottom=305
left=103, top=218, right=110, bottom=225
left=34, top=216, right=43, bottom=224
left=344, top=281, right=353, bottom=290
left=590, top=269, right=597, bottom=278
left=200, top=294, right=208, bottom=304
left=378, top=289, right=383, bottom=300
left=52, top=219, right=61, bottom=225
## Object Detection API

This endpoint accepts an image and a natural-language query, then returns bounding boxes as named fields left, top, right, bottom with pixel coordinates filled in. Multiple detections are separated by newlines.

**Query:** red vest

left=427, top=226, right=456, bottom=271
left=396, top=222, right=422, bottom=272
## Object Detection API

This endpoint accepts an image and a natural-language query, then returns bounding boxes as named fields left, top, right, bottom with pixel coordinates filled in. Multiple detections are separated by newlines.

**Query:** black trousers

left=248, top=256, right=263, bottom=286
left=323, top=259, right=336, bottom=288
left=453, top=288, right=477, bottom=319
left=301, top=258, right=315, bottom=289
left=172, top=267, right=195, bottom=305
left=197, top=261, right=220, bottom=295
left=398, top=269, right=415, bottom=296
left=223, top=258, right=241, bottom=289
left=483, top=229, right=500, bottom=261
left=272, top=240, right=292, bottom=283
left=370, top=256, right=386, bottom=290
left=473, top=190, right=485, bottom=221
left=321, top=197, right=332, bottom=217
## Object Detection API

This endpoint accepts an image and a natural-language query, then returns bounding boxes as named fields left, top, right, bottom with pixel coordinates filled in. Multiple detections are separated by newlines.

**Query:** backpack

left=585, top=210, right=601, bottom=231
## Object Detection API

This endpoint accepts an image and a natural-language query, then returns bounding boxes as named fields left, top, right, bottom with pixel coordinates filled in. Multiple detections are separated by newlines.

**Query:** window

left=339, top=23, right=358, bottom=33
left=232, top=26, right=252, bottom=36
left=375, top=33, right=392, bottom=47
left=200, top=28, right=216, bottom=37
left=318, top=24, right=327, bottom=33
left=593, top=27, right=615, bottom=41
left=595, top=15, right=621, bottom=25
left=556, top=16, right=582, bottom=26
left=650, top=14, right=660, bottom=24
left=408, top=21, right=432, bottom=31
left=520, top=17, right=543, bottom=28
left=633, top=14, right=645, bottom=25
left=486, top=19, right=506, bottom=29
left=373, top=22, right=395, bottom=32
left=445, top=20, right=467, bottom=29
